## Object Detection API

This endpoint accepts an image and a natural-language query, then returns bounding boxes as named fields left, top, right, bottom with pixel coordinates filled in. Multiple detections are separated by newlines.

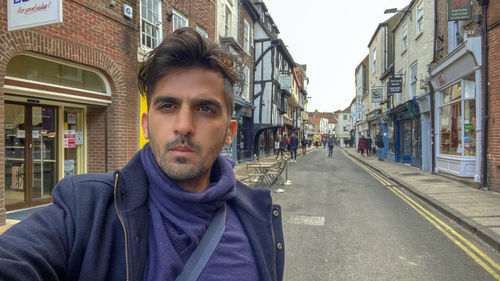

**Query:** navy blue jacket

left=0, top=151, right=284, bottom=281
left=289, top=136, right=299, bottom=150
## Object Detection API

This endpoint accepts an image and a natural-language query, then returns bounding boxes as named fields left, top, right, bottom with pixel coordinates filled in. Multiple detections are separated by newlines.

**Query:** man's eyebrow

left=152, top=96, right=180, bottom=106
left=152, top=96, right=223, bottom=111
left=192, top=98, right=223, bottom=111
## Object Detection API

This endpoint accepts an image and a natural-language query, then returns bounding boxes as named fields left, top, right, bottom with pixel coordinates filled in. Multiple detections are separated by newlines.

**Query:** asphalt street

left=271, top=147, right=500, bottom=281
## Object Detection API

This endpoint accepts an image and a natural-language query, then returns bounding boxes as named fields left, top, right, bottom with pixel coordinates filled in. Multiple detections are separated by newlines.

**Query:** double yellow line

left=345, top=151, right=500, bottom=280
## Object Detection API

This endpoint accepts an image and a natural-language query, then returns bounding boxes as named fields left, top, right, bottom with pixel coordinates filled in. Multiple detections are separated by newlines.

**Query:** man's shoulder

left=54, top=173, right=115, bottom=198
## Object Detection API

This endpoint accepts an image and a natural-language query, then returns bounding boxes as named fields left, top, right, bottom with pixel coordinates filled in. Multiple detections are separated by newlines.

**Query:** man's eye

left=199, top=105, right=215, bottom=113
left=159, top=103, right=175, bottom=110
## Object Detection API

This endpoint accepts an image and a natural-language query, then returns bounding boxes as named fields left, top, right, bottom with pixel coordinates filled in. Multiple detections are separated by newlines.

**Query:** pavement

left=340, top=146, right=500, bottom=252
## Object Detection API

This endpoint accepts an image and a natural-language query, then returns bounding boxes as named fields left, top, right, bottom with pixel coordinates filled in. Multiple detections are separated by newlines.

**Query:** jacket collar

left=114, top=150, right=149, bottom=213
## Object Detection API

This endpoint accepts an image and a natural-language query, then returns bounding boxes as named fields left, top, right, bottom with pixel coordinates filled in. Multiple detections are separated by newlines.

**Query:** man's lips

left=170, top=146, right=195, bottom=153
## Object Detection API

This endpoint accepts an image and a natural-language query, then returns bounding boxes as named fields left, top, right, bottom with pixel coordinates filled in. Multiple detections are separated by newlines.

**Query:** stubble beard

left=150, top=132, right=228, bottom=182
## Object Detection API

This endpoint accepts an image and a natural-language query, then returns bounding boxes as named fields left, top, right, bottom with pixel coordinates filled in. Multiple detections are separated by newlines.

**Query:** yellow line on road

left=386, top=185, right=500, bottom=280
left=343, top=150, right=500, bottom=279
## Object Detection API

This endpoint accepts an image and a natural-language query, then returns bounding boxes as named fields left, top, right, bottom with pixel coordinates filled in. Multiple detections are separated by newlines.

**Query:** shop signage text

left=387, top=77, right=403, bottom=95
left=8, top=0, right=63, bottom=31
left=448, top=0, right=472, bottom=21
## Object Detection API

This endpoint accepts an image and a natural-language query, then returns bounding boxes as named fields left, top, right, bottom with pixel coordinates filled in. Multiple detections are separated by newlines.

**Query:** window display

left=439, top=79, right=475, bottom=157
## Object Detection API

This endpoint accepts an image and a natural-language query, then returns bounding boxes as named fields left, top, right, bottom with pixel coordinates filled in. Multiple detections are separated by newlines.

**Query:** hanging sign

left=448, top=0, right=472, bottom=21
left=371, top=88, right=383, bottom=103
left=8, top=0, right=63, bottom=31
left=387, top=77, right=403, bottom=95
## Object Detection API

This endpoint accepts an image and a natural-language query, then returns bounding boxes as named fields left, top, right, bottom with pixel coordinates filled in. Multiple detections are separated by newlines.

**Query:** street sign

left=388, top=77, right=403, bottom=95
left=448, top=0, right=472, bottom=21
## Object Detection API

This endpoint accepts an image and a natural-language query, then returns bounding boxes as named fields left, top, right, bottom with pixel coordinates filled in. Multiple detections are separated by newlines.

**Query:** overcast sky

left=264, top=0, right=411, bottom=113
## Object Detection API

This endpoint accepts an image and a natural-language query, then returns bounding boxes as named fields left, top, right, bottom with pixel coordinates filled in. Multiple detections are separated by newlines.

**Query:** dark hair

left=138, top=27, right=242, bottom=118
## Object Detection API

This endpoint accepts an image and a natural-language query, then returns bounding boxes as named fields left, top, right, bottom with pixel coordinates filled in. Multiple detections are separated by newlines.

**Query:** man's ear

left=141, top=112, right=149, bottom=139
left=225, top=120, right=238, bottom=145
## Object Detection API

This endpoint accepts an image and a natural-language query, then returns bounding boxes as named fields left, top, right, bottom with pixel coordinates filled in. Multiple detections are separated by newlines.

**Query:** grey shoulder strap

left=175, top=203, right=227, bottom=281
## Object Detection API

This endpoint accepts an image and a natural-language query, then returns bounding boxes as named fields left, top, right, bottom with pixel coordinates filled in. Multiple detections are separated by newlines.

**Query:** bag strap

left=175, top=203, right=227, bottom=281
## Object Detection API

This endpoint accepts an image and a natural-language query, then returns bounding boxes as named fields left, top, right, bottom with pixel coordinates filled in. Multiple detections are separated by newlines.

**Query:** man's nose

left=173, top=106, right=195, bottom=137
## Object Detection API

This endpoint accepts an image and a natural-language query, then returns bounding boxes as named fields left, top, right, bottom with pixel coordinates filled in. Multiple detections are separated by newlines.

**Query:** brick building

left=486, top=0, right=500, bottom=191
left=0, top=0, right=139, bottom=224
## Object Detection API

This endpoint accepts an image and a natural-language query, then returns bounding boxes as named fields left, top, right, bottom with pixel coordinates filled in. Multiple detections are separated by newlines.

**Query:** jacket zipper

left=114, top=173, right=130, bottom=281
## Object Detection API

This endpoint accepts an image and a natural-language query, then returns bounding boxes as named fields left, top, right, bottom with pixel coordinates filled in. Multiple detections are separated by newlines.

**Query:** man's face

left=141, top=67, right=237, bottom=187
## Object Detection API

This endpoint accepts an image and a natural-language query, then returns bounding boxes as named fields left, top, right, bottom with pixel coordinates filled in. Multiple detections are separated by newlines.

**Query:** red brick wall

left=0, top=0, right=140, bottom=225
left=164, top=0, right=217, bottom=41
left=487, top=3, right=500, bottom=192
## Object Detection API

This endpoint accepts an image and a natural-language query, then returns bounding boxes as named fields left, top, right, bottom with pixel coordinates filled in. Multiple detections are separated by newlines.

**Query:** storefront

left=3, top=54, right=111, bottom=210
left=391, top=100, right=421, bottom=167
left=430, top=37, right=482, bottom=181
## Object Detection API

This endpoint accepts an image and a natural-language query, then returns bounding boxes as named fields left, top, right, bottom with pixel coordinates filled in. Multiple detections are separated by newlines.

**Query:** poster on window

left=64, top=130, right=76, bottom=148
left=64, top=160, right=74, bottom=177
left=67, top=111, right=77, bottom=124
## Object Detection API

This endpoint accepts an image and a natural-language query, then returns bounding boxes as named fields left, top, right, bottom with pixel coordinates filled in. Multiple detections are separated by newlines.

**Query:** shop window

left=403, top=120, right=412, bottom=155
left=440, top=102, right=461, bottom=155
left=6, top=55, right=107, bottom=94
left=64, top=108, right=85, bottom=177
left=388, top=123, right=395, bottom=153
left=439, top=79, right=475, bottom=156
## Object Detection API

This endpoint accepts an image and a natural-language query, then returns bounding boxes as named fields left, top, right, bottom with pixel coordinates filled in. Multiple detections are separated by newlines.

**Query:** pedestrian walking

left=365, top=136, right=373, bottom=157
left=358, top=135, right=366, bottom=157
left=289, top=132, right=299, bottom=162
left=323, top=139, right=327, bottom=149
left=0, top=27, right=284, bottom=281
left=284, top=134, right=290, bottom=155
left=301, top=136, right=308, bottom=155
left=328, top=137, right=335, bottom=157
left=376, top=131, right=385, bottom=161
left=275, top=135, right=284, bottom=159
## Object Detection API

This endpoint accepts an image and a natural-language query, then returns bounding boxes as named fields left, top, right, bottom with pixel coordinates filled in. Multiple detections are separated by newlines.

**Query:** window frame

left=416, top=1, right=424, bottom=34
left=371, top=49, right=376, bottom=73
left=172, top=9, right=188, bottom=32
left=140, top=0, right=162, bottom=50
left=225, top=5, right=232, bottom=37
left=243, top=19, right=250, bottom=53
left=438, top=79, right=477, bottom=157
left=196, top=26, right=209, bottom=38
left=402, top=21, right=408, bottom=51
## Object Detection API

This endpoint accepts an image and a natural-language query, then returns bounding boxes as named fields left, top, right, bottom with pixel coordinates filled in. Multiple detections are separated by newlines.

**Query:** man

left=327, top=137, right=335, bottom=157
left=301, top=135, right=308, bottom=155
left=289, top=132, right=299, bottom=163
left=0, top=28, right=284, bottom=281
left=376, top=131, right=385, bottom=161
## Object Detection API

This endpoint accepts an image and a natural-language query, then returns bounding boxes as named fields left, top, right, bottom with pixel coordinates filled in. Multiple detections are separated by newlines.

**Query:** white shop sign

left=8, top=0, right=63, bottom=31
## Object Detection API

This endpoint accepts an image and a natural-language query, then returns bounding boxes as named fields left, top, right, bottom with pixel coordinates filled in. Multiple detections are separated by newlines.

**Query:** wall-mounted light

left=167, top=11, right=173, bottom=21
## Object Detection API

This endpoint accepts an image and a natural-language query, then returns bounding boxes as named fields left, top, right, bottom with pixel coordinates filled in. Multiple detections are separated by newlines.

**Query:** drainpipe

left=105, top=107, right=108, bottom=172
left=430, top=0, right=438, bottom=174
left=478, top=0, right=489, bottom=189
